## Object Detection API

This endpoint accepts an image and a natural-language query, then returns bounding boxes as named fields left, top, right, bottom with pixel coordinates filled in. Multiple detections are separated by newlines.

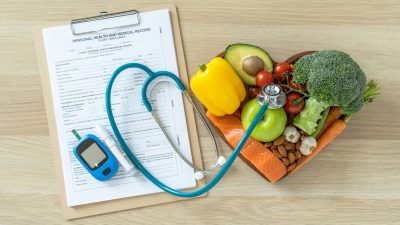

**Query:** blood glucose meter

left=72, top=132, right=118, bottom=181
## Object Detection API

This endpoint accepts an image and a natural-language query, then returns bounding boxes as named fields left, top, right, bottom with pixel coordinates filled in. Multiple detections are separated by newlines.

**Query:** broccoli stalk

left=293, top=97, right=329, bottom=135
left=311, top=107, right=330, bottom=137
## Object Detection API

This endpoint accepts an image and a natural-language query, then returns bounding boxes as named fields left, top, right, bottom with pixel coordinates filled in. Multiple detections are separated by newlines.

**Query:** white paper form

left=42, top=9, right=196, bottom=206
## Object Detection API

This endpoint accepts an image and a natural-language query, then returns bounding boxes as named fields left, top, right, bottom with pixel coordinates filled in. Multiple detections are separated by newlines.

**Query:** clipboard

left=34, top=4, right=206, bottom=219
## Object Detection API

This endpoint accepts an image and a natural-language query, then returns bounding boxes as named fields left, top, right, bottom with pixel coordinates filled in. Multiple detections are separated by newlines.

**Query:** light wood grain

left=0, top=0, right=399, bottom=224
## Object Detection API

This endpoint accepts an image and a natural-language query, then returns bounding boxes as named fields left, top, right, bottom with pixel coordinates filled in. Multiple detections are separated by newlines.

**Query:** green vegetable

left=307, top=50, right=366, bottom=114
left=311, top=107, right=330, bottom=138
left=293, top=97, right=329, bottom=135
left=292, top=54, right=315, bottom=84
left=292, top=50, right=368, bottom=134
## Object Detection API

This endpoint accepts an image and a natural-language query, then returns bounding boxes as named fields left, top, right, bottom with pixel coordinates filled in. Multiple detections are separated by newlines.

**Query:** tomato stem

left=294, top=95, right=307, bottom=106
left=281, top=84, right=309, bottom=96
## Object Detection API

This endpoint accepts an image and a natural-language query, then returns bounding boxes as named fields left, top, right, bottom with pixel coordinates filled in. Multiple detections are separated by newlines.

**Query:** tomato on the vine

left=256, top=70, right=274, bottom=88
left=284, top=93, right=305, bottom=114
left=274, top=62, right=293, bottom=82
left=248, top=86, right=261, bottom=99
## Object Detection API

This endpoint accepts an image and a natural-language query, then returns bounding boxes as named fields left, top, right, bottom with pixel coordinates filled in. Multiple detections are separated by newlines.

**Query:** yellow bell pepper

left=190, top=57, right=246, bottom=116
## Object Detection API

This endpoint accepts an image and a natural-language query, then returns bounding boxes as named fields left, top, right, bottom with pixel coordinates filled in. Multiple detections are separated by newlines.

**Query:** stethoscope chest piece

left=257, top=84, right=286, bottom=108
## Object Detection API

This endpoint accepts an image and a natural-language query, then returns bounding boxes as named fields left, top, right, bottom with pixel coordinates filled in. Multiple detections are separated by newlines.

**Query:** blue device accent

left=105, top=63, right=268, bottom=197
left=73, top=134, right=119, bottom=181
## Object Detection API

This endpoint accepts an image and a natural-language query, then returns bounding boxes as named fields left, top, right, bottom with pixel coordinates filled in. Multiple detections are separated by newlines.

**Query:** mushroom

left=242, top=56, right=264, bottom=76
left=299, top=136, right=317, bottom=155
left=283, top=126, right=300, bottom=143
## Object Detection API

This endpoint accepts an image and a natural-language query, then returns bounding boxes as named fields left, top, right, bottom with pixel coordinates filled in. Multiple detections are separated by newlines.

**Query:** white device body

left=95, top=124, right=138, bottom=173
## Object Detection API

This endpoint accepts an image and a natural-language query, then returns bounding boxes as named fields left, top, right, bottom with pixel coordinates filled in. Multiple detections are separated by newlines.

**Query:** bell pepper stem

left=199, top=64, right=207, bottom=72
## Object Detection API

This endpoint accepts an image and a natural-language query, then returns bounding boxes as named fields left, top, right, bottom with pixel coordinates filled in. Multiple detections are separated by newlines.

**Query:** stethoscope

left=105, top=63, right=286, bottom=198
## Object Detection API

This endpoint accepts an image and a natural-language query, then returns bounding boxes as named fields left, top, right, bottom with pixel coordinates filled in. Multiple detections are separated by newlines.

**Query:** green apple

left=241, top=98, right=287, bottom=142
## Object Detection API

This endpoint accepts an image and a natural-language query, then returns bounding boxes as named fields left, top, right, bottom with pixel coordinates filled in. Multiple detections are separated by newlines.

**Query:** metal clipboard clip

left=70, top=10, right=140, bottom=35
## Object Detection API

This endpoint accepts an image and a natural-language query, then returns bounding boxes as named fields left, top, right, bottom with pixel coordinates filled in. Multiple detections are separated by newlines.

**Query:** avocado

left=224, top=44, right=274, bottom=85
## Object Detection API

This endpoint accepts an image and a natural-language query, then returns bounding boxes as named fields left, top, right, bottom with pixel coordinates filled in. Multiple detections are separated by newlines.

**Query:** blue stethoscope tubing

left=105, top=63, right=268, bottom=198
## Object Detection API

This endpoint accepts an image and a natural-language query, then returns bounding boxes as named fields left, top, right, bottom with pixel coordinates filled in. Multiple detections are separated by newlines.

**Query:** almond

left=264, top=142, right=272, bottom=147
left=288, top=152, right=296, bottom=164
left=287, top=148, right=295, bottom=153
left=297, top=157, right=305, bottom=164
left=295, top=150, right=302, bottom=159
left=281, top=158, right=290, bottom=166
left=273, top=135, right=285, bottom=146
left=287, top=163, right=297, bottom=172
left=272, top=149, right=283, bottom=159
left=285, top=143, right=295, bottom=151
left=278, top=146, right=287, bottom=157
left=296, top=141, right=301, bottom=150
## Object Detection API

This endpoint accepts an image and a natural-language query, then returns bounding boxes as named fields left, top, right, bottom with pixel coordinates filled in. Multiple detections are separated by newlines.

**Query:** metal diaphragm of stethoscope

left=105, top=63, right=286, bottom=198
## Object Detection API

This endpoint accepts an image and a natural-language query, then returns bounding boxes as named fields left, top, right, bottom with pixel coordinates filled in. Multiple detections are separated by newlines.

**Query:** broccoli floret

left=292, top=54, right=315, bottom=84
left=342, top=95, right=364, bottom=115
left=292, top=50, right=342, bottom=85
left=307, top=50, right=366, bottom=112
left=292, top=50, right=367, bottom=134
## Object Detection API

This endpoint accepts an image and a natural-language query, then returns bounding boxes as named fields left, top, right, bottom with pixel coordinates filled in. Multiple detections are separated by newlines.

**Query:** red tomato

left=284, top=93, right=305, bottom=114
left=248, top=86, right=261, bottom=99
left=256, top=70, right=274, bottom=88
left=274, top=62, right=293, bottom=82
left=289, top=76, right=306, bottom=91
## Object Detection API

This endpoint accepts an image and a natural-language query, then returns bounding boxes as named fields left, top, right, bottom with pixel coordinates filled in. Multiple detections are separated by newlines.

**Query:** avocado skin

left=224, top=43, right=274, bottom=85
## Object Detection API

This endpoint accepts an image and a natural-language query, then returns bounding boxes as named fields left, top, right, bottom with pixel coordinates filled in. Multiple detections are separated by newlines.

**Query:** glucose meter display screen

left=80, top=143, right=107, bottom=169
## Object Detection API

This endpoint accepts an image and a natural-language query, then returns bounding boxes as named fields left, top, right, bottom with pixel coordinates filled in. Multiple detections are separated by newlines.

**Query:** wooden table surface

left=1, top=0, right=399, bottom=224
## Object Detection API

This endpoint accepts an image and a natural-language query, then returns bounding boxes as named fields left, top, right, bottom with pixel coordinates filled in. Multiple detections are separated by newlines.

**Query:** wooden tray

left=206, top=51, right=346, bottom=183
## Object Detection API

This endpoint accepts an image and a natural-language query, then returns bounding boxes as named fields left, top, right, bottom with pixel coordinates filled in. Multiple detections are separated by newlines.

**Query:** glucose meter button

left=102, top=167, right=111, bottom=175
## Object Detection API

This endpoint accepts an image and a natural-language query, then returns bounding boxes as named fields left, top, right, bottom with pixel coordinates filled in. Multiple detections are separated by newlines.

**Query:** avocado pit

left=242, top=56, right=264, bottom=76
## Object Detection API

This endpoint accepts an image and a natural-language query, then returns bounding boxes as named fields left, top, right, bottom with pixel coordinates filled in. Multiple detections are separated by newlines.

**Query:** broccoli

left=292, top=54, right=315, bottom=84
left=292, top=50, right=367, bottom=135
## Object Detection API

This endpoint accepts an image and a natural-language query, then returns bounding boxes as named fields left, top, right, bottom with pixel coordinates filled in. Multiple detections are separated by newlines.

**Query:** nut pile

left=264, top=135, right=305, bottom=173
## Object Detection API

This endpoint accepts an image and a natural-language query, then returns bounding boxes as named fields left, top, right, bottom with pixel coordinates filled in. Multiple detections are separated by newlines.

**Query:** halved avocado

left=225, top=44, right=274, bottom=85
